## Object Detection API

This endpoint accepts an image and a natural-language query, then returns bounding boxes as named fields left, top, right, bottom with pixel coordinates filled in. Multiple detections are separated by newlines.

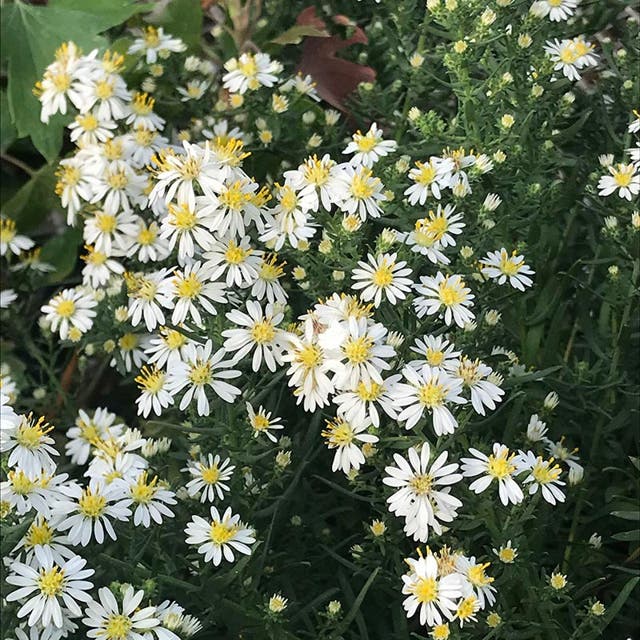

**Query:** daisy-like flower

left=81, top=246, right=124, bottom=288
left=125, top=92, right=165, bottom=131
left=493, top=540, right=518, bottom=564
left=394, top=365, right=466, bottom=434
left=408, top=335, right=461, bottom=372
left=517, top=451, right=566, bottom=504
left=125, top=269, right=174, bottom=332
left=222, top=52, right=280, bottom=94
left=598, top=162, right=640, bottom=201
left=65, top=407, right=124, bottom=466
left=526, top=414, right=548, bottom=442
left=159, top=201, right=215, bottom=264
left=383, top=443, right=463, bottom=542
left=461, top=444, right=524, bottom=506
left=404, top=158, right=454, bottom=204
left=453, top=357, right=504, bottom=416
left=203, top=236, right=262, bottom=287
left=0, top=413, right=58, bottom=475
left=145, top=327, right=193, bottom=369
left=246, top=403, right=284, bottom=442
left=83, top=585, right=178, bottom=640
left=110, top=332, right=149, bottom=373
left=12, top=515, right=75, bottom=567
left=166, top=340, right=242, bottom=415
left=455, top=556, right=496, bottom=608
left=343, top=122, right=397, bottom=167
left=413, top=273, right=475, bottom=328
left=1, top=468, right=68, bottom=517
left=184, top=506, right=256, bottom=566
left=480, top=249, right=535, bottom=291
left=454, top=595, right=480, bottom=627
left=6, top=547, right=94, bottom=629
left=177, top=79, right=210, bottom=102
left=128, top=25, right=186, bottom=63
left=222, top=301, right=285, bottom=372
left=284, top=154, right=341, bottom=212
left=0, top=218, right=35, bottom=257
left=184, top=453, right=235, bottom=502
left=544, top=37, right=598, bottom=81
left=135, top=366, right=174, bottom=417
left=531, top=0, right=578, bottom=22
left=401, top=549, right=465, bottom=627
left=170, top=261, right=227, bottom=326
left=321, top=415, right=379, bottom=475
left=352, top=253, right=413, bottom=308
left=88, top=160, right=147, bottom=215
left=54, top=158, right=94, bottom=224
left=252, top=254, right=288, bottom=304
left=334, top=165, right=387, bottom=221
left=416, top=204, right=465, bottom=249
left=404, top=222, right=449, bottom=265
left=282, top=318, right=343, bottom=412
left=120, top=471, right=176, bottom=527
left=124, top=126, right=170, bottom=170
left=41, top=288, right=97, bottom=340
left=77, top=64, right=131, bottom=121
left=83, top=209, right=138, bottom=257
left=334, top=317, right=395, bottom=390
left=68, top=111, right=116, bottom=147
left=333, top=373, right=401, bottom=428
left=129, top=219, right=171, bottom=264
left=53, top=478, right=131, bottom=546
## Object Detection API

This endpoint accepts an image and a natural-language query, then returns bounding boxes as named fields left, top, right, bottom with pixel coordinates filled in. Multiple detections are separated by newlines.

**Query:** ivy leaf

left=0, top=0, right=149, bottom=163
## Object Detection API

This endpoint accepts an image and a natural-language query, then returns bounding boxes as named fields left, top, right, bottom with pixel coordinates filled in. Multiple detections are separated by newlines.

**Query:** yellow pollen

left=612, top=165, right=633, bottom=187
left=296, top=343, right=323, bottom=370
left=9, top=470, right=35, bottom=495
left=532, top=459, right=562, bottom=484
left=238, top=55, right=258, bottom=77
left=251, top=414, right=271, bottom=431
left=104, top=613, right=133, bottom=640
left=131, top=92, right=155, bottom=115
left=15, top=415, right=53, bottom=449
left=210, top=521, right=237, bottom=544
left=175, top=272, right=202, bottom=298
left=134, top=127, right=156, bottom=146
left=438, top=279, right=465, bottom=306
left=224, top=240, right=251, bottom=264
left=76, top=113, right=98, bottom=131
left=415, top=161, right=437, bottom=185
left=107, top=170, right=128, bottom=190
left=412, top=577, right=438, bottom=603
left=499, top=547, right=516, bottom=563
left=0, top=218, right=17, bottom=244
left=259, top=255, right=285, bottom=281
left=426, top=348, right=445, bottom=366
left=355, top=380, right=382, bottom=401
left=130, top=473, right=157, bottom=504
left=468, top=563, right=493, bottom=586
left=457, top=596, right=478, bottom=619
left=96, top=212, right=117, bottom=233
left=457, top=358, right=481, bottom=385
left=56, top=299, right=76, bottom=318
left=303, top=156, right=331, bottom=185
left=279, top=186, right=299, bottom=212
left=54, top=166, right=80, bottom=195
left=487, top=452, right=516, bottom=479
left=499, top=252, right=522, bottom=276
left=350, top=169, right=376, bottom=199
left=137, top=223, right=157, bottom=245
left=163, top=328, right=188, bottom=350
left=78, top=420, right=100, bottom=443
left=251, top=319, right=276, bottom=343
left=179, top=157, right=201, bottom=179
left=144, top=26, right=160, bottom=47
left=26, top=519, right=54, bottom=547
left=169, top=203, right=197, bottom=230
left=418, top=382, right=446, bottom=407
left=104, top=139, right=123, bottom=161
left=118, top=333, right=138, bottom=351
left=78, top=488, right=107, bottom=518
left=95, top=79, right=115, bottom=100
left=135, top=366, right=165, bottom=393
left=355, top=131, right=377, bottom=152
left=371, top=262, right=394, bottom=287
left=409, top=473, right=433, bottom=496
left=343, top=336, right=373, bottom=364
left=322, top=419, right=355, bottom=447
left=37, top=566, right=65, bottom=597
left=200, top=464, right=220, bottom=484
left=189, top=361, right=213, bottom=386
left=220, top=181, right=250, bottom=211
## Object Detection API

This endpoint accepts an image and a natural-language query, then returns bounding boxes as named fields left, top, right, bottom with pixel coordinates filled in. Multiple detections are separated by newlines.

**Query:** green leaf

left=580, top=577, right=639, bottom=640
left=331, top=567, right=380, bottom=638
left=612, top=511, right=640, bottom=521
left=40, top=227, right=82, bottom=284
left=4, top=164, right=59, bottom=232
left=0, top=91, right=17, bottom=152
left=1, top=0, right=148, bottom=163
left=151, top=0, right=202, bottom=50
left=270, top=24, right=328, bottom=46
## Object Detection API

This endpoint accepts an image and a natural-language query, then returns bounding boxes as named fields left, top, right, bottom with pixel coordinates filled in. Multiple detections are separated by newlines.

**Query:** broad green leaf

left=0, top=91, right=17, bottom=152
left=151, top=0, right=202, bottom=50
left=3, top=164, right=59, bottom=232
left=48, top=0, right=152, bottom=24
left=612, top=510, right=640, bottom=521
left=40, top=227, right=82, bottom=284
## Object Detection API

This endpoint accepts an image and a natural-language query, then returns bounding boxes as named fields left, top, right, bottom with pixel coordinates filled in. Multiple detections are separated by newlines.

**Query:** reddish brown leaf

left=296, top=6, right=375, bottom=113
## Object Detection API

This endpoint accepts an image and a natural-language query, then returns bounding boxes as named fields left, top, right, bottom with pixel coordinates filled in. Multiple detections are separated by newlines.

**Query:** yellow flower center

left=175, top=272, right=202, bottom=299
left=412, top=577, right=438, bottom=603
left=559, top=46, right=579, bottom=64
left=322, top=420, right=354, bottom=446
left=224, top=240, right=251, bottom=264
left=169, top=203, right=197, bottom=230
left=189, top=361, right=213, bottom=386
left=96, top=212, right=117, bottom=233
left=415, top=162, right=437, bottom=185
left=456, top=596, right=477, bottom=620
left=423, top=214, right=448, bottom=241
left=371, top=262, right=394, bottom=287
left=78, top=420, right=100, bottom=443
left=135, top=366, right=165, bottom=394
left=532, top=460, right=562, bottom=484
left=210, top=521, right=237, bottom=544
left=95, top=79, right=115, bottom=100
left=468, top=563, right=493, bottom=587
left=499, top=547, right=516, bottom=563
left=78, top=488, right=107, bottom=518
left=104, top=139, right=124, bottom=161
left=137, top=278, right=158, bottom=302
left=179, top=157, right=202, bottom=180
left=0, top=219, right=16, bottom=244
left=426, top=348, right=445, bottom=366
left=107, top=170, right=129, bottom=190
left=343, top=336, right=373, bottom=364
left=163, top=329, right=188, bottom=350
left=118, top=333, right=138, bottom=351
left=130, top=473, right=157, bottom=504
left=355, top=380, right=382, bottom=401
left=296, top=343, right=323, bottom=370
left=251, top=414, right=271, bottom=431
left=104, top=614, right=133, bottom=640
left=37, top=566, right=65, bottom=597
left=355, top=132, right=377, bottom=152
left=432, top=623, right=450, bottom=640
left=220, top=181, right=250, bottom=211
left=56, top=299, right=76, bottom=318
left=144, top=26, right=160, bottom=47
left=548, top=0, right=562, bottom=6
left=77, top=113, right=98, bottom=131
left=238, top=55, right=257, bottom=78
left=54, top=166, right=80, bottom=196
left=259, top=255, right=285, bottom=281
left=131, top=92, right=154, bottom=115
left=418, top=382, right=446, bottom=407
left=200, top=464, right=220, bottom=484
left=612, top=165, right=633, bottom=187
left=350, top=170, right=376, bottom=199
left=135, top=127, right=156, bottom=146
left=409, top=473, right=433, bottom=496
left=52, top=72, right=71, bottom=92
left=137, top=224, right=157, bottom=245
left=26, top=520, right=54, bottom=547
left=457, top=358, right=481, bottom=386
left=251, top=319, right=276, bottom=343
left=303, top=156, right=331, bottom=185
left=499, top=253, right=522, bottom=276
left=438, top=280, right=465, bottom=306
left=9, top=470, right=35, bottom=495
left=15, top=415, right=52, bottom=448
left=487, top=452, right=515, bottom=479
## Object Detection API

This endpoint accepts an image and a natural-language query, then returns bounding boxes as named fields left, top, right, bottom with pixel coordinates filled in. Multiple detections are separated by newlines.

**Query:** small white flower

left=120, top=471, right=176, bottom=527
left=598, top=163, right=640, bottom=201
left=321, top=415, right=378, bottom=475
left=41, top=288, right=97, bottom=340
left=246, top=403, right=284, bottom=442
left=343, top=122, right=397, bottom=168
left=0, top=218, right=34, bottom=257
left=526, top=414, right=548, bottom=442
left=413, top=272, right=475, bottom=328
left=517, top=451, right=566, bottom=504
left=352, top=253, right=413, bottom=308
left=222, top=52, right=280, bottom=94
left=480, top=249, right=535, bottom=291
left=184, top=453, right=235, bottom=502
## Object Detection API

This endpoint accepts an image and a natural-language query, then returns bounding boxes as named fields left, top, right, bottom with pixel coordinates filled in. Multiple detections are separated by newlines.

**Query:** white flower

left=222, top=301, right=286, bottom=372
left=53, top=478, right=131, bottom=546
left=544, top=37, right=598, bottom=81
left=177, top=79, right=210, bottom=102
left=526, top=414, right=548, bottom=442
left=598, top=163, right=640, bottom=201
left=77, top=66, right=131, bottom=121
left=83, top=585, right=178, bottom=640
left=129, top=220, right=171, bottom=263
left=408, top=335, right=461, bottom=371
left=41, top=288, right=97, bottom=340
left=12, top=516, right=75, bottom=567
left=394, top=365, right=466, bottom=434
left=401, top=550, right=464, bottom=627
left=413, top=272, right=475, bottom=328
left=203, top=236, right=262, bottom=287
left=1, top=288, right=18, bottom=308
left=352, top=253, right=413, bottom=308
left=184, top=506, right=256, bottom=566
left=516, top=451, right=566, bottom=504
left=65, top=407, right=124, bottom=466
left=343, top=122, right=397, bottom=167
left=159, top=201, right=215, bottom=264
left=222, top=52, right=280, bottom=94
left=334, top=165, right=388, bottom=221
left=0, top=218, right=34, bottom=257
left=461, top=444, right=524, bottom=506
left=166, top=340, right=242, bottom=415
left=321, top=415, right=378, bottom=475
left=128, top=26, right=186, bottom=63
left=88, top=160, right=147, bottom=215
left=125, top=91, right=165, bottom=131
left=283, top=154, right=342, bottom=212
left=144, top=327, right=193, bottom=369
left=246, top=403, right=284, bottom=442
left=0, top=413, right=58, bottom=475
left=184, top=453, right=235, bottom=502
left=453, top=357, right=504, bottom=416
left=68, top=111, right=117, bottom=147
left=333, top=373, right=401, bottom=428
left=120, top=471, right=176, bottom=527
left=126, top=269, right=174, bottom=332
left=480, top=249, right=535, bottom=291
left=404, top=158, right=454, bottom=204
left=6, top=547, right=94, bottom=629
left=454, top=556, right=496, bottom=609
left=383, top=443, right=462, bottom=542
left=531, top=0, right=578, bottom=21
left=83, top=210, right=138, bottom=257
left=54, top=158, right=94, bottom=224
left=135, top=366, right=174, bottom=417
left=170, top=261, right=227, bottom=326
left=1, top=468, right=69, bottom=517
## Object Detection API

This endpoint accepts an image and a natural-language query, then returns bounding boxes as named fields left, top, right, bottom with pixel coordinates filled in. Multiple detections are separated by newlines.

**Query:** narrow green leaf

left=331, top=567, right=380, bottom=638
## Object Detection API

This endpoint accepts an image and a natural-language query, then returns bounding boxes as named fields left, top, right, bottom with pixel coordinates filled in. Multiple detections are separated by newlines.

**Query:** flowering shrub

left=0, top=1, right=638, bottom=639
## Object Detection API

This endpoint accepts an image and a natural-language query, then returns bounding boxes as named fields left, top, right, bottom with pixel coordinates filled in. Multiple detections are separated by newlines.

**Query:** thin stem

left=0, top=153, right=34, bottom=177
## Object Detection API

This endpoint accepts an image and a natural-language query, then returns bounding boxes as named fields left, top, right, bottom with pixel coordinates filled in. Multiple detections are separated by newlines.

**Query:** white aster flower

left=12, top=516, right=75, bottom=567
left=65, top=407, right=124, bottom=466
left=1, top=413, right=58, bottom=475
left=203, top=236, right=262, bottom=287
left=598, top=162, right=640, bottom=201
left=283, top=154, right=342, bottom=212
left=170, top=261, right=227, bottom=326
left=480, top=248, right=535, bottom=291
left=334, top=165, right=388, bottom=221
left=321, top=415, right=378, bottom=475
left=352, top=252, right=413, bottom=308
left=144, top=327, right=193, bottom=369
left=343, top=122, right=397, bottom=168
left=68, top=111, right=117, bottom=147
left=333, top=373, right=401, bottom=428
left=135, top=366, right=174, bottom=417
left=531, top=0, right=578, bottom=22
left=413, top=272, right=475, bottom=328
left=404, top=158, right=454, bottom=204
left=526, top=414, right=548, bottom=442
left=184, top=453, right=235, bottom=502
left=41, top=288, right=97, bottom=340
left=126, top=269, right=174, bottom=332
left=222, top=52, right=280, bottom=94
left=408, top=335, right=461, bottom=372
left=454, top=555, right=496, bottom=609
left=120, top=471, right=176, bottom=527
left=246, top=403, right=284, bottom=442
left=0, top=218, right=35, bottom=257
left=516, top=451, right=566, bottom=504
left=128, top=26, right=186, bottom=63
left=453, top=357, right=504, bottom=416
